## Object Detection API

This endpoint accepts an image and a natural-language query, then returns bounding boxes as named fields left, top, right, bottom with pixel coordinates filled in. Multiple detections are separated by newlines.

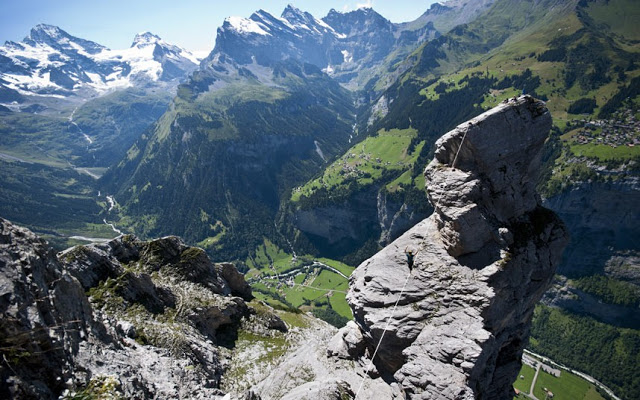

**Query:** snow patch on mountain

left=225, top=16, right=272, bottom=36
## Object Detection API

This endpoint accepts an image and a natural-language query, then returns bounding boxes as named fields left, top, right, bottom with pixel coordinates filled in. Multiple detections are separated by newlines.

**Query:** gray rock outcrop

left=0, top=220, right=261, bottom=399
left=339, top=96, right=569, bottom=399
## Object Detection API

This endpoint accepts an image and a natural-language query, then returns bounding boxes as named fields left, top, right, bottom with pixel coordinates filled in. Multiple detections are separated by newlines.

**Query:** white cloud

left=341, top=0, right=373, bottom=13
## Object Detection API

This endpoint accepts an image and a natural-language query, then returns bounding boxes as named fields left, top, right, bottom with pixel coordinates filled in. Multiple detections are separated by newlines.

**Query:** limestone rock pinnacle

left=342, top=96, right=569, bottom=399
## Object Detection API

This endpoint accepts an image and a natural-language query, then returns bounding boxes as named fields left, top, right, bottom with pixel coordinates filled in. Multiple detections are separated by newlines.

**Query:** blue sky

left=0, top=0, right=438, bottom=56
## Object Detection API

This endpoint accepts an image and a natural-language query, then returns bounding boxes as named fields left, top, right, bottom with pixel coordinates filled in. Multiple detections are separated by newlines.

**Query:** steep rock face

left=0, top=218, right=260, bottom=399
left=293, top=186, right=379, bottom=256
left=543, top=177, right=640, bottom=278
left=0, top=217, right=99, bottom=399
left=377, top=190, right=431, bottom=248
left=542, top=276, right=640, bottom=329
left=343, top=96, right=569, bottom=398
left=290, top=184, right=431, bottom=262
left=541, top=176, right=640, bottom=328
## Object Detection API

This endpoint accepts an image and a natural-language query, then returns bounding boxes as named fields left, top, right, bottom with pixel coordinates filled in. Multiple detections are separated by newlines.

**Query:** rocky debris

left=0, top=218, right=267, bottom=399
left=327, top=320, right=365, bottom=360
left=335, top=96, right=569, bottom=398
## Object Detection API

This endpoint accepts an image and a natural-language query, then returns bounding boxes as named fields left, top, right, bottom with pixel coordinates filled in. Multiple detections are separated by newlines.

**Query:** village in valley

left=568, top=107, right=640, bottom=148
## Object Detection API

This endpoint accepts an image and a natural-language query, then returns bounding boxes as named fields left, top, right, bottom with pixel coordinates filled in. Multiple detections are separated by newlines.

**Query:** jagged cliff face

left=0, top=217, right=281, bottom=400
left=544, top=177, right=640, bottom=279
left=343, top=96, right=569, bottom=399
left=0, top=217, right=95, bottom=399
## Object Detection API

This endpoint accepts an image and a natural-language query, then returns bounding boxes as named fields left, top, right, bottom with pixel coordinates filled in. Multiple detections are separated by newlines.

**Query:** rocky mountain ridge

left=202, top=4, right=440, bottom=89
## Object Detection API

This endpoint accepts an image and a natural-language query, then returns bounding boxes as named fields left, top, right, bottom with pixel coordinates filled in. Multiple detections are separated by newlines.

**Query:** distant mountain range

left=100, top=3, right=485, bottom=260
left=204, top=3, right=495, bottom=89
left=0, top=24, right=199, bottom=111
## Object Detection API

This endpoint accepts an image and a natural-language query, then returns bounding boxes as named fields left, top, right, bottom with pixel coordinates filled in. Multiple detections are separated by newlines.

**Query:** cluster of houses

left=571, top=108, right=640, bottom=148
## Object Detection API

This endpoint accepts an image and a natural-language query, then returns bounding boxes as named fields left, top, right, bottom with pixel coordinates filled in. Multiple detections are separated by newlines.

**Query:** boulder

left=216, top=262, right=254, bottom=300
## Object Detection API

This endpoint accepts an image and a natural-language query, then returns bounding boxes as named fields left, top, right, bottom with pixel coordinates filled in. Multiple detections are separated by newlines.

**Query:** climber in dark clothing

left=405, top=247, right=417, bottom=272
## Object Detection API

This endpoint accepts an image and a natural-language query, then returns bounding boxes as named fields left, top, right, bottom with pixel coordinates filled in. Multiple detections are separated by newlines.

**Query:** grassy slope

left=0, top=111, right=80, bottom=167
left=585, top=0, right=640, bottom=41
left=291, top=128, right=423, bottom=202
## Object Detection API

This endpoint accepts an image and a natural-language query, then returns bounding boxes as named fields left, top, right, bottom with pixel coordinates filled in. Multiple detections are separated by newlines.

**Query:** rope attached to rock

left=354, top=271, right=412, bottom=399
left=353, top=128, right=470, bottom=399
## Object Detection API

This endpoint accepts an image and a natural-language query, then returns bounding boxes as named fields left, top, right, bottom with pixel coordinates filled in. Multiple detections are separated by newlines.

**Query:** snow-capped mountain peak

left=25, top=24, right=106, bottom=55
left=280, top=4, right=344, bottom=37
left=29, top=24, right=64, bottom=40
left=280, top=4, right=308, bottom=24
left=131, top=31, right=163, bottom=47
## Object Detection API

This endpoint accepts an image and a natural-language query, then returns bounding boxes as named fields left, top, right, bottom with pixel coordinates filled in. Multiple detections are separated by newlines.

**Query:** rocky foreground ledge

left=0, top=219, right=287, bottom=399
